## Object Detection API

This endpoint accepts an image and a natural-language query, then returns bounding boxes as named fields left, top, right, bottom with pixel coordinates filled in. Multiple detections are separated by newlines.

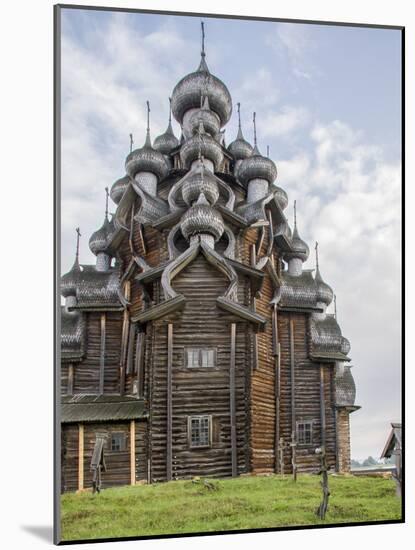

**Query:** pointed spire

left=166, top=97, right=174, bottom=135
left=71, top=227, right=81, bottom=270
left=105, top=187, right=109, bottom=220
left=144, top=100, right=152, bottom=147
left=252, top=111, right=260, bottom=155
left=294, top=200, right=297, bottom=229
left=315, top=241, right=319, bottom=271
left=129, top=133, right=134, bottom=153
left=198, top=21, right=209, bottom=72
left=236, top=102, right=244, bottom=140
left=267, top=145, right=270, bottom=158
left=334, top=294, right=337, bottom=320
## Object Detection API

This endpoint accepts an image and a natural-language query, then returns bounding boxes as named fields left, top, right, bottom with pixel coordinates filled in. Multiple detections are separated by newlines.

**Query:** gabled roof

left=380, top=423, right=402, bottom=458
left=69, top=265, right=123, bottom=311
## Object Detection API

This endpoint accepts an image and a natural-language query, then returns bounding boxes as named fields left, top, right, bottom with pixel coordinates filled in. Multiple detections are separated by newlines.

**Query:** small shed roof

left=61, top=395, right=147, bottom=423
left=380, top=422, right=402, bottom=458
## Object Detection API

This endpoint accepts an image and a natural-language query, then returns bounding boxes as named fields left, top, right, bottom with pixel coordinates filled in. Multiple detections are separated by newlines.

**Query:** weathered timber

left=78, top=423, right=84, bottom=491
left=99, top=313, right=106, bottom=395
left=166, top=323, right=173, bottom=481
left=230, top=323, right=237, bottom=477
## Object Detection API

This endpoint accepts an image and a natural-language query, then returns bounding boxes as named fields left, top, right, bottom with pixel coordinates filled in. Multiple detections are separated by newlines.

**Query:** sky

left=60, top=7, right=402, bottom=461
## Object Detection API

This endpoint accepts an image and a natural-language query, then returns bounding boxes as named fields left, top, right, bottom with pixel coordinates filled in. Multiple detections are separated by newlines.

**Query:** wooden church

left=60, top=25, right=359, bottom=492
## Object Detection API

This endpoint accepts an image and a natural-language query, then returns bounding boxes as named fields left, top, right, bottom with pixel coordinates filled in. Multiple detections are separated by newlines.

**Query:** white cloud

left=261, top=105, right=311, bottom=138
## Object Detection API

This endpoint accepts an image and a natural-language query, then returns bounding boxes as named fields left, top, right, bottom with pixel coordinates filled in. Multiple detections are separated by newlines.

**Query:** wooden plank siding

left=147, top=254, right=250, bottom=481
left=71, top=312, right=123, bottom=395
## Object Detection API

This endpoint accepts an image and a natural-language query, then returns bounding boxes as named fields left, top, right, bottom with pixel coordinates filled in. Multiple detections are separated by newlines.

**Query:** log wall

left=148, top=254, right=250, bottom=481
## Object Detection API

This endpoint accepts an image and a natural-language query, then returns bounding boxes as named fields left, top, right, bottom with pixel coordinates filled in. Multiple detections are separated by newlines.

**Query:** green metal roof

left=61, top=395, right=147, bottom=423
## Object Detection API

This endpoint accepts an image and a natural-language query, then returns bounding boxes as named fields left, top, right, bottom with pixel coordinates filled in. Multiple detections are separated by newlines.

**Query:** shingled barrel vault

left=60, top=26, right=359, bottom=492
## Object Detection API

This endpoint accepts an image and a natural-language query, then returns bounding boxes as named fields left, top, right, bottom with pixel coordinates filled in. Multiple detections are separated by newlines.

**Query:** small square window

left=189, top=416, right=211, bottom=448
left=185, top=348, right=216, bottom=368
left=110, top=432, right=125, bottom=452
left=297, top=421, right=313, bottom=446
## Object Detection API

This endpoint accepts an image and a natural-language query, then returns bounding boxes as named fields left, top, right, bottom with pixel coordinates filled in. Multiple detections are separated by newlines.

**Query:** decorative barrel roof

left=61, top=307, right=85, bottom=361
left=315, top=267, right=334, bottom=305
left=341, top=336, right=351, bottom=356
left=273, top=185, right=288, bottom=210
left=335, top=364, right=356, bottom=407
left=171, top=55, right=232, bottom=128
left=314, top=242, right=334, bottom=305
left=188, top=96, right=221, bottom=137
left=110, top=175, right=129, bottom=205
left=61, top=228, right=82, bottom=298
left=181, top=192, right=224, bottom=241
left=180, top=122, right=223, bottom=170
left=89, top=216, right=116, bottom=256
left=182, top=164, right=219, bottom=206
left=61, top=260, right=81, bottom=298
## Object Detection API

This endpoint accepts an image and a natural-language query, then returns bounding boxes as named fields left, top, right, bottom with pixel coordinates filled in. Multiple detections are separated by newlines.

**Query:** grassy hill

left=60, top=473, right=401, bottom=542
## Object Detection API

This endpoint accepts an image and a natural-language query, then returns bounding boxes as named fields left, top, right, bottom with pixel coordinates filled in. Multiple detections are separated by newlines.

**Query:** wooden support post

left=166, top=323, right=173, bottom=481
left=250, top=244, right=258, bottom=370
left=135, top=332, right=145, bottom=398
left=67, top=363, right=74, bottom=396
left=99, top=313, right=106, bottom=395
left=289, top=318, right=297, bottom=479
left=78, top=423, right=84, bottom=491
left=230, top=323, right=237, bottom=477
left=120, top=282, right=131, bottom=396
left=130, top=420, right=136, bottom=486
left=320, top=365, right=326, bottom=448
left=272, top=304, right=281, bottom=472
left=274, top=344, right=281, bottom=473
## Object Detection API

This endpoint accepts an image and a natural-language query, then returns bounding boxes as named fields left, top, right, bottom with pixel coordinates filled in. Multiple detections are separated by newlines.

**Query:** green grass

left=61, top=474, right=402, bottom=541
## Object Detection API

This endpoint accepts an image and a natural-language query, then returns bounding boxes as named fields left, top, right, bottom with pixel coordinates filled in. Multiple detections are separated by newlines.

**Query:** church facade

left=60, top=28, right=358, bottom=492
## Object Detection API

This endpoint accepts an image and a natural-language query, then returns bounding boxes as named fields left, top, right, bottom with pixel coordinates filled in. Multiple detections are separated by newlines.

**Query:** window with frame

left=297, top=421, right=313, bottom=446
left=189, top=416, right=211, bottom=448
left=110, top=432, right=126, bottom=452
left=185, top=348, right=216, bottom=368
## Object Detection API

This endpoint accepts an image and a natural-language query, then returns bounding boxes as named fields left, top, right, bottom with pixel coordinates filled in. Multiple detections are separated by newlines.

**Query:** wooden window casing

left=188, top=415, right=212, bottom=449
left=184, top=348, right=217, bottom=369
left=110, top=432, right=127, bottom=452
left=296, top=421, right=313, bottom=446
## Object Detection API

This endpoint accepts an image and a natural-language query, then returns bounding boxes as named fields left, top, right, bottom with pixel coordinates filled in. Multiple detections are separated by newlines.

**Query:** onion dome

left=188, top=96, right=221, bottom=137
left=180, top=121, right=223, bottom=170
left=341, top=336, right=351, bottom=356
left=125, top=102, right=169, bottom=180
left=237, top=113, right=277, bottom=187
left=273, top=185, right=288, bottom=210
left=314, top=242, right=334, bottom=305
left=228, top=103, right=254, bottom=160
left=153, top=98, right=180, bottom=155
left=182, top=161, right=219, bottom=205
left=61, top=228, right=81, bottom=298
left=170, top=23, right=232, bottom=127
left=181, top=192, right=224, bottom=241
left=89, top=189, right=116, bottom=256
left=284, top=202, right=309, bottom=262
left=110, top=175, right=129, bottom=205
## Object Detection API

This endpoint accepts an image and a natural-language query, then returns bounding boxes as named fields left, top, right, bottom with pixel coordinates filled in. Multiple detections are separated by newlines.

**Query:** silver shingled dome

left=171, top=55, right=232, bottom=128
left=181, top=192, right=224, bottom=241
